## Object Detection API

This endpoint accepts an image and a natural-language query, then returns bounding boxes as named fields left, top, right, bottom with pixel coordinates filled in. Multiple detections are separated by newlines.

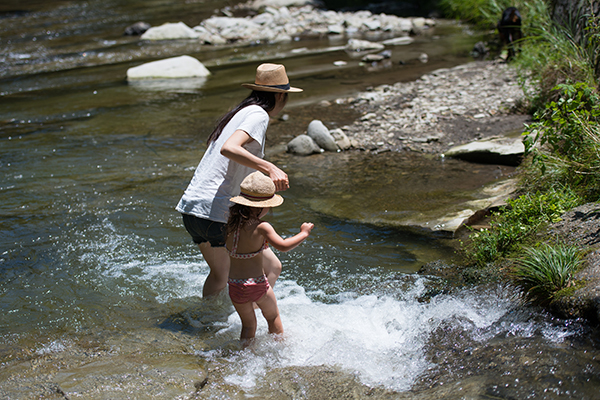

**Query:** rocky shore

left=333, top=60, right=530, bottom=155
left=324, top=60, right=599, bottom=325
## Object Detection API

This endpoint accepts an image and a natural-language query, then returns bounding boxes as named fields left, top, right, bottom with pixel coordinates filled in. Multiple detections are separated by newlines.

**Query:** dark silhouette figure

left=497, top=7, right=522, bottom=60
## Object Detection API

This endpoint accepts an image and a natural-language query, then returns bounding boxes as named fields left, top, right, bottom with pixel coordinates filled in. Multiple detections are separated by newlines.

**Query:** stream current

left=1, top=0, right=599, bottom=398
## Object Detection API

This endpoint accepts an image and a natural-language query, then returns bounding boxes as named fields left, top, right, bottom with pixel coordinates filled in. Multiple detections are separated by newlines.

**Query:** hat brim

left=230, top=193, right=284, bottom=208
left=241, top=83, right=303, bottom=93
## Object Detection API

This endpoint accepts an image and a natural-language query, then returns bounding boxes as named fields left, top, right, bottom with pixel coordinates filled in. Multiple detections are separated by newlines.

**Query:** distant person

left=497, top=7, right=523, bottom=60
left=176, top=64, right=303, bottom=298
left=225, top=172, right=314, bottom=342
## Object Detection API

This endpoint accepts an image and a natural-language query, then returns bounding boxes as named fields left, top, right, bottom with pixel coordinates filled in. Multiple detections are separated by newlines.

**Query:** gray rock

left=330, top=128, right=351, bottom=150
left=444, top=137, right=525, bottom=166
left=141, top=22, right=199, bottom=40
left=287, top=135, right=321, bottom=155
left=307, top=120, right=339, bottom=151
left=124, top=22, right=151, bottom=36
left=127, top=56, right=211, bottom=80
left=345, top=39, right=385, bottom=52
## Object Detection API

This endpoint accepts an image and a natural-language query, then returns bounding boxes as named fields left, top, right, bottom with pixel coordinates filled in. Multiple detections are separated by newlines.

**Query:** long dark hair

left=225, top=204, right=263, bottom=239
left=207, top=90, right=285, bottom=144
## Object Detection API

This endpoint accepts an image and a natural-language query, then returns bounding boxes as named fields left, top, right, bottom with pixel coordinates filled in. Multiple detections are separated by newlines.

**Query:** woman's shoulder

left=239, top=104, right=268, bottom=117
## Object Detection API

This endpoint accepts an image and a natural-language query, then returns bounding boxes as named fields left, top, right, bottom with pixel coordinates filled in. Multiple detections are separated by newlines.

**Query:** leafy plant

left=510, top=243, right=584, bottom=304
left=467, top=189, right=580, bottom=266
left=523, top=82, right=600, bottom=201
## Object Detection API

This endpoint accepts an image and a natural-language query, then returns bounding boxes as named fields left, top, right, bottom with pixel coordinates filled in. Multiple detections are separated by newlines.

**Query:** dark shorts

left=181, top=214, right=226, bottom=247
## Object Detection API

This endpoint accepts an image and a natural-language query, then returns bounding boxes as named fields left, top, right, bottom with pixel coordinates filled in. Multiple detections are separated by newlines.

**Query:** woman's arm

left=221, top=129, right=289, bottom=191
left=257, top=221, right=314, bottom=252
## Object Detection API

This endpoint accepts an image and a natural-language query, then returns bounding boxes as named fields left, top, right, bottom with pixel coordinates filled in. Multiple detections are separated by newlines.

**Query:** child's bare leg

left=232, top=301, right=258, bottom=340
left=262, top=248, right=282, bottom=287
left=256, top=288, right=283, bottom=335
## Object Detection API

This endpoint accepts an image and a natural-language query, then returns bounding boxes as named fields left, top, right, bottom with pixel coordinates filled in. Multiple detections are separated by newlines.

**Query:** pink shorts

left=228, top=275, right=270, bottom=304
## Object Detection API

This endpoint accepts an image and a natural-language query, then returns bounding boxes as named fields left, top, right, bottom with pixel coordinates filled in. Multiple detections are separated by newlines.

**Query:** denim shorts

left=181, top=214, right=226, bottom=247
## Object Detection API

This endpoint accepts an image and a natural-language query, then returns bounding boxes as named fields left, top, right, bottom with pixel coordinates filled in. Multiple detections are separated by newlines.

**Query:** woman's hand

left=268, top=166, right=289, bottom=192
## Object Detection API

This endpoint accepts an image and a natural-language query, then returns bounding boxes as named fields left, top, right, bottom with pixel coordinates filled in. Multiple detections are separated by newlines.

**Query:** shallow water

left=1, top=1, right=599, bottom=398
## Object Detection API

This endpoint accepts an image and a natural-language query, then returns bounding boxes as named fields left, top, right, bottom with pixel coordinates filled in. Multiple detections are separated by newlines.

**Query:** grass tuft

left=510, top=243, right=584, bottom=305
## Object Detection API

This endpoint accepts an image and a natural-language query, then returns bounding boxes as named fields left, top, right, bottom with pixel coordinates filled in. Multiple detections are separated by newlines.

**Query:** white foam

left=212, top=278, right=515, bottom=392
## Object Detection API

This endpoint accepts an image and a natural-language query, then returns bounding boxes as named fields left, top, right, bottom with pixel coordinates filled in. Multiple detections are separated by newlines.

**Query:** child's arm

left=257, top=222, right=314, bottom=252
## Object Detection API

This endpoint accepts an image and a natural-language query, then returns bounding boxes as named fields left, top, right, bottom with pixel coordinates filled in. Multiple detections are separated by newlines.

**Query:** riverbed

left=1, top=0, right=599, bottom=398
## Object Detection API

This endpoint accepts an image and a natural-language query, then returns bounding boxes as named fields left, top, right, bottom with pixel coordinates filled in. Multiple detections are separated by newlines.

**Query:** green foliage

left=510, top=243, right=584, bottom=305
left=513, top=6, right=600, bottom=109
left=467, top=189, right=580, bottom=267
left=523, top=82, right=600, bottom=201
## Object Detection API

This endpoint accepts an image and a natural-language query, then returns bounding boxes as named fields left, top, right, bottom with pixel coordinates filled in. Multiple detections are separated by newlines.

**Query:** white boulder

left=127, top=56, right=211, bottom=80
left=141, top=22, right=199, bottom=40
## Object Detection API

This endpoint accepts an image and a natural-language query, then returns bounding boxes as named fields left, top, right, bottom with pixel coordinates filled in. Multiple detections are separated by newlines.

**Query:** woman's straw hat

left=242, top=63, right=303, bottom=93
left=230, top=171, right=284, bottom=208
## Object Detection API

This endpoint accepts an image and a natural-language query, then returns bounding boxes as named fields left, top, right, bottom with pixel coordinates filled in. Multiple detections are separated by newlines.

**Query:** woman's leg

left=232, top=301, right=258, bottom=340
left=198, top=242, right=230, bottom=297
left=256, top=288, right=283, bottom=335
left=262, top=247, right=282, bottom=287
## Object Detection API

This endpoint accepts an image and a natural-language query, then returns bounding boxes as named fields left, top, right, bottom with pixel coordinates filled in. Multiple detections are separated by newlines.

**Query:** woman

left=176, top=63, right=302, bottom=297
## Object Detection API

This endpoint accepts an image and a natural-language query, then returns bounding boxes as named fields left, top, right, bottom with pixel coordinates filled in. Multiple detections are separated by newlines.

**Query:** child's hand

left=301, top=222, right=314, bottom=235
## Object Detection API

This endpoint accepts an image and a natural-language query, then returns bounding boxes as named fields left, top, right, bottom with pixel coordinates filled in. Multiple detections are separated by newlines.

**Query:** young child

left=225, top=171, right=314, bottom=341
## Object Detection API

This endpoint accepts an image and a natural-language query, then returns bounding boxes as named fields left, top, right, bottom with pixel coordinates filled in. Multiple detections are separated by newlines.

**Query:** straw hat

left=242, top=63, right=303, bottom=93
left=230, top=171, right=284, bottom=208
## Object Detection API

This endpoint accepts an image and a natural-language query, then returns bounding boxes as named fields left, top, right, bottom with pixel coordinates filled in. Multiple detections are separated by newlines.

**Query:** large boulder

left=127, top=56, right=211, bottom=80
left=444, top=137, right=525, bottom=166
left=287, top=135, right=321, bottom=155
left=307, top=120, right=338, bottom=151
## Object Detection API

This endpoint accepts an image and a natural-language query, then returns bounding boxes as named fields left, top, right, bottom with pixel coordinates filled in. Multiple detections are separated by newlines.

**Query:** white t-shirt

left=176, top=105, right=269, bottom=223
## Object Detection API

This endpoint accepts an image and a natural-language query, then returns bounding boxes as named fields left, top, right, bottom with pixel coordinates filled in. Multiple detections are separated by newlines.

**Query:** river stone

left=346, top=39, right=385, bottom=52
left=445, top=137, right=525, bottom=166
left=307, top=120, right=339, bottom=151
left=330, top=128, right=351, bottom=150
left=203, top=17, right=262, bottom=41
left=124, top=22, right=151, bottom=36
left=382, top=36, right=414, bottom=46
left=141, top=22, right=199, bottom=40
left=127, top=56, right=211, bottom=80
left=287, top=135, right=321, bottom=155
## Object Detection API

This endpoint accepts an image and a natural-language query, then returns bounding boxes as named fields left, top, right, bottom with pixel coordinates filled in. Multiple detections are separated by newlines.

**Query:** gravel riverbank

left=337, top=60, right=531, bottom=154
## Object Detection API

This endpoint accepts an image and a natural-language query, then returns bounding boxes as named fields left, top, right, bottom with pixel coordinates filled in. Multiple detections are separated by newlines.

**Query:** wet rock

left=330, top=128, right=351, bottom=150
left=124, top=21, right=151, bottom=36
left=143, top=4, right=433, bottom=47
left=126, top=56, right=211, bottom=80
left=546, top=203, right=600, bottom=323
left=345, top=38, right=385, bottom=52
left=307, top=120, right=338, bottom=151
left=141, top=22, right=199, bottom=40
left=381, top=36, right=414, bottom=47
left=362, top=53, right=385, bottom=62
left=444, top=136, right=525, bottom=166
left=287, top=134, right=321, bottom=155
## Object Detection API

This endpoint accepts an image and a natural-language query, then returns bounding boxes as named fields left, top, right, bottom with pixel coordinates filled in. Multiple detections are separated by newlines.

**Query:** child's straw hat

left=230, top=171, right=284, bottom=208
left=242, top=63, right=303, bottom=93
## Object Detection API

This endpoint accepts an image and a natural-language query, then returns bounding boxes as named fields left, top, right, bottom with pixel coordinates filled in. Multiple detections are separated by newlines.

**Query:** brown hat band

left=241, top=192, right=275, bottom=201
left=262, top=83, right=291, bottom=91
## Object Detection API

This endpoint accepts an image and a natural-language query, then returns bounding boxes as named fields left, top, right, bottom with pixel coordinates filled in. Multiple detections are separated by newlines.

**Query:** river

left=1, top=0, right=599, bottom=398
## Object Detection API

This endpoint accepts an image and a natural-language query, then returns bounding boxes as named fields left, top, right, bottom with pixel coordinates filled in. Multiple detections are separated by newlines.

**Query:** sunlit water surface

left=1, top=0, right=599, bottom=398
